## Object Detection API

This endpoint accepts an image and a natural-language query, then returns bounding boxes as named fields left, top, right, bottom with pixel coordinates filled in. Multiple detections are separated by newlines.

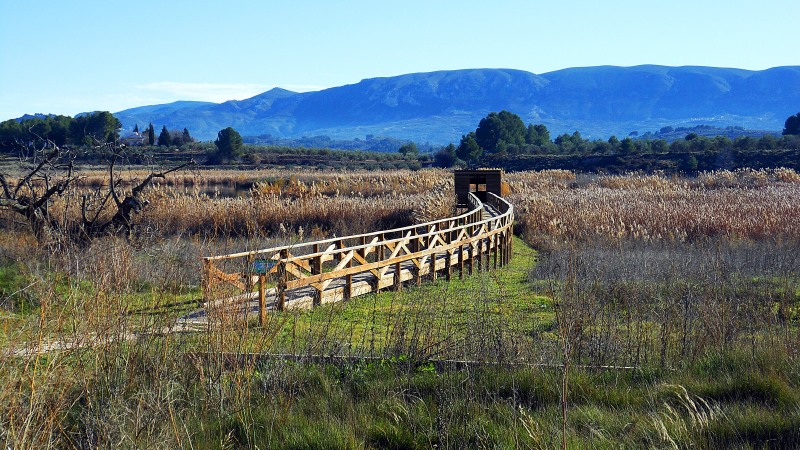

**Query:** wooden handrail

left=202, top=191, right=514, bottom=316
left=281, top=209, right=501, bottom=263
left=204, top=192, right=484, bottom=262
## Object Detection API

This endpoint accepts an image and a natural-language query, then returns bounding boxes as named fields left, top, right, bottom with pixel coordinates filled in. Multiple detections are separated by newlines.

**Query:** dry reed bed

left=507, top=169, right=800, bottom=370
left=3, top=168, right=800, bottom=447
left=21, top=169, right=455, bottom=240
left=142, top=170, right=454, bottom=238
left=71, top=167, right=450, bottom=194
left=145, top=190, right=444, bottom=238
left=507, top=169, right=800, bottom=245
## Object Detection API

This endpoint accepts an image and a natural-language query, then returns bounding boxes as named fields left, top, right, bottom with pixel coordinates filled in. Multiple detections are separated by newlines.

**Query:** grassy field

left=1, top=168, right=799, bottom=448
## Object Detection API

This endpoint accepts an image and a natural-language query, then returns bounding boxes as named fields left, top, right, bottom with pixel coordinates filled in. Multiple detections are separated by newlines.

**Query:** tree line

left=0, top=113, right=197, bottom=152
left=0, top=112, right=121, bottom=149
left=430, top=110, right=800, bottom=171
left=5, top=110, right=799, bottom=173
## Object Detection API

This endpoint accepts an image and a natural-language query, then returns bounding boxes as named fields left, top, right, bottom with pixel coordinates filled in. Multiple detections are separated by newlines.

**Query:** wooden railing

left=202, top=192, right=513, bottom=323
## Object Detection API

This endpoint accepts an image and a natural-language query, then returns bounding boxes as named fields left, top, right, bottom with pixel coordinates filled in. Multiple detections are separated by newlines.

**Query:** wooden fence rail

left=201, top=192, right=513, bottom=323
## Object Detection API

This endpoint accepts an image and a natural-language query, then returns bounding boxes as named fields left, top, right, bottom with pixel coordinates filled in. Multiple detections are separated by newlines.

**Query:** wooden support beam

left=467, top=242, right=473, bottom=276
left=411, top=235, right=421, bottom=285
left=445, top=250, right=452, bottom=281
left=430, top=248, right=437, bottom=282
left=499, top=231, right=504, bottom=267
left=493, top=233, right=499, bottom=270
left=258, top=275, right=266, bottom=326
left=277, top=249, right=288, bottom=311
left=312, top=243, right=321, bottom=306
left=477, top=238, right=483, bottom=272
left=345, top=252, right=353, bottom=300
left=394, top=261, right=402, bottom=291
left=458, top=243, right=464, bottom=279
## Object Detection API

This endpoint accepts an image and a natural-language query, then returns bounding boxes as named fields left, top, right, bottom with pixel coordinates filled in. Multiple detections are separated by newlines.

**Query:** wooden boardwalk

left=186, top=192, right=513, bottom=325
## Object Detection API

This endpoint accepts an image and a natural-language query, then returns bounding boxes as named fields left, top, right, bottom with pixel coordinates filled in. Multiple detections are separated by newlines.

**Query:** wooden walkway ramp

left=185, top=192, right=513, bottom=325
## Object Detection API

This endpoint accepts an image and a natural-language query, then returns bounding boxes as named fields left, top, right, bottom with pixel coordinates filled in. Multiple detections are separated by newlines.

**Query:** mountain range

left=113, top=65, right=800, bottom=144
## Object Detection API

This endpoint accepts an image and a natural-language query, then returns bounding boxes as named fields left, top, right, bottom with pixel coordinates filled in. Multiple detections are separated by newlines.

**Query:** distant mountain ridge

left=112, top=66, right=800, bottom=144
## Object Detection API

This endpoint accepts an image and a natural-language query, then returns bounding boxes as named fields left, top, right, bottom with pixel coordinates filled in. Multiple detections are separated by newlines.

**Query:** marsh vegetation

left=1, top=167, right=799, bottom=448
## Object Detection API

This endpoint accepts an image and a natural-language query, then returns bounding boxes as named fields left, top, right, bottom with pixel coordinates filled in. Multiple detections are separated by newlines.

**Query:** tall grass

left=2, top=168, right=800, bottom=448
left=509, top=169, right=800, bottom=248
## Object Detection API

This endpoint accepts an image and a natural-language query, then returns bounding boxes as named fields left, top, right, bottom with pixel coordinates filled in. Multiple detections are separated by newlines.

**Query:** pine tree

left=157, top=125, right=171, bottom=147
left=783, top=112, right=800, bottom=135
left=133, top=124, right=139, bottom=134
left=211, top=127, right=243, bottom=163
left=147, top=123, right=155, bottom=146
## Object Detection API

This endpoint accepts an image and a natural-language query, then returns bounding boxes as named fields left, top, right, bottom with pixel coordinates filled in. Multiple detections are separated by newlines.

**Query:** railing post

left=412, top=229, right=421, bottom=286
left=394, top=261, right=402, bottom=291
left=503, top=230, right=508, bottom=266
left=477, top=237, right=483, bottom=272
left=277, top=249, right=288, bottom=310
left=506, top=231, right=512, bottom=265
left=360, top=236, right=367, bottom=260
left=499, top=231, right=505, bottom=267
left=202, top=259, right=212, bottom=301
left=312, top=243, right=321, bottom=306
left=458, top=242, right=464, bottom=279
left=258, top=275, right=266, bottom=326
left=493, top=233, right=499, bottom=270
left=503, top=230, right=510, bottom=265
left=467, top=241, right=474, bottom=276
left=345, top=252, right=353, bottom=300
left=430, top=245, right=437, bottom=282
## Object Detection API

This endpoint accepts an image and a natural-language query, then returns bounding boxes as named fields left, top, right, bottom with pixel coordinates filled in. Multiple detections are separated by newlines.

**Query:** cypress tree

left=157, top=125, right=171, bottom=147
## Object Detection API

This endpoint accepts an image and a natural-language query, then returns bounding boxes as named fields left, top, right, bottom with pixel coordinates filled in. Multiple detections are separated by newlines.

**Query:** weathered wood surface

left=187, top=192, right=513, bottom=325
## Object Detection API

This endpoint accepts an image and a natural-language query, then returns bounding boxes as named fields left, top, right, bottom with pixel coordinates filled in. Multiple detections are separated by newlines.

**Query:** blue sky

left=1, top=0, right=797, bottom=121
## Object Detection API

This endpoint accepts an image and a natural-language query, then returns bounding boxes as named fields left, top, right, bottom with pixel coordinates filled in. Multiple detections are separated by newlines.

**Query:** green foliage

left=0, top=263, right=36, bottom=313
left=0, top=112, right=121, bottom=149
left=245, top=134, right=426, bottom=153
left=157, top=125, right=171, bottom=147
left=3, top=215, right=800, bottom=447
left=620, top=136, right=637, bottom=155
left=70, top=111, right=121, bottom=144
left=210, top=126, right=244, bottom=164
left=459, top=111, right=555, bottom=161
left=783, top=111, right=800, bottom=135
left=433, top=144, right=458, bottom=168
left=527, top=124, right=550, bottom=146
left=456, top=133, right=482, bottom=162
left=397, top=142, right=419, bottom=159
left=147, top=122, right=155, bottom=146
left=474, top=110, right=527, bottom=154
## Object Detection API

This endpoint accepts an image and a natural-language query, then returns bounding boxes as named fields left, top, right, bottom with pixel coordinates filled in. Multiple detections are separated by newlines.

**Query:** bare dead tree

left=0, top=141, right=76, bottom=242
left=1, top=140, right=195, bottom=245
left=80, top=153, right=195, bottom=239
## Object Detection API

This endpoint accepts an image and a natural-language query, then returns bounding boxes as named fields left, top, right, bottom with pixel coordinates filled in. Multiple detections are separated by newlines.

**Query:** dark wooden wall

left=454, top=169, right=503, bottom=207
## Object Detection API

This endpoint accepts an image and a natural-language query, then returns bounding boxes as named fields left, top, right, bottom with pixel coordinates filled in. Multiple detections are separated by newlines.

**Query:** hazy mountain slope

left=112, top=66, right=800, bottom=143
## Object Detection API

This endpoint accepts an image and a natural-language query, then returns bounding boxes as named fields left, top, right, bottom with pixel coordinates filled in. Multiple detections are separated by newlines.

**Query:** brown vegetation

left=509, top=169, right=800, bottom=248
left=2, top=167, right=800, bottom=448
